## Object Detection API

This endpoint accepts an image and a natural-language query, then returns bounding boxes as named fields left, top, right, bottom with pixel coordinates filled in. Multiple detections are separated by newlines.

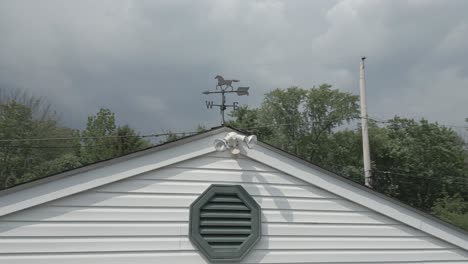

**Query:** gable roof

left=0, top=126, right=467, bottom=250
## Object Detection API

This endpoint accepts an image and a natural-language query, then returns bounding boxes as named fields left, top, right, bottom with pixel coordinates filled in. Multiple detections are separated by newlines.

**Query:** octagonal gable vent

left=189, top=185, right=261, bottom=262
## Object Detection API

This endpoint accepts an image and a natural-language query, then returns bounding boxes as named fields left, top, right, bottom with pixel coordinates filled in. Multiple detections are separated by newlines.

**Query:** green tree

left=230, top=84, right=359, bottom=164
left=258, top=87, right=307, bottom=155
left=33, top=154, right=82, bottom=177
left=79, top=108, right=117, bottom=163
left=229, top=87, right=467, bottom=216
left=79, top=108, right=150, bottom=164
left=320, top=128, right=363, bottom=182
left=164, top=125, right=208, bottom=143
left=113, top=125, right=149, bottom=156
left=464, top=118, right=468, bottom=172
left=316, top=118, right=467, bottom=211
left=301, top=84, right=359, bottom=164
left=0, top=101, right=79, bottom=188
left=1, top=88, right=57, bottom=121
left=227, top=106, right=273, bottom=140
left=0, top=101, right=35, bottom=187
left=432, top=193, right=468, bottom=231
left=372, top=118, right=467, bottom=210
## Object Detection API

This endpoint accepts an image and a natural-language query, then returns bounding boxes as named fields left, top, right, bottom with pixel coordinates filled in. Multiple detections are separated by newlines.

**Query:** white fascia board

left=0, top=131, right=226, bottom=217
left=241, top=143, right=468, bottom=250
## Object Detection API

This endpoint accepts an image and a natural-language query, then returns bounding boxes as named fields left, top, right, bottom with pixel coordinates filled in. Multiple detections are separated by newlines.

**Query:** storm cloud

left=0, top=0, right=467, bottom=135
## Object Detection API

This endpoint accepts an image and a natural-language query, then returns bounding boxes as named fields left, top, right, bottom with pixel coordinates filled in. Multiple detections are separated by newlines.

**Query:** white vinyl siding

left=0, top=152, right=467, bottom=263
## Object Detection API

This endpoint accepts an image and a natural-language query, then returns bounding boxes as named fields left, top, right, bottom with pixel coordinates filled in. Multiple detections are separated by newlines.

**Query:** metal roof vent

left=189, top=185, right=261, bottom=262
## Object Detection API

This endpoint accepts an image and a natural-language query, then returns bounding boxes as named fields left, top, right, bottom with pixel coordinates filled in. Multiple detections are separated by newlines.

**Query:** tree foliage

left=164, top=124, right=207, bottom=142
left=228, top=85, right=361, bottom=177
left=229, top=84, right=359, bottom=161
left=229, top=85, right=468, bottom=229
left=432, top=193, right=468, bottom=230
left=79, top=108, right=150, bottom=164
left=0, top=102, right=149, bottom=188
left=0, top=88, right=57, bottom=121
left=372, top=118, right=467, bottom=210
left=0, top=101, right=79, bottom=188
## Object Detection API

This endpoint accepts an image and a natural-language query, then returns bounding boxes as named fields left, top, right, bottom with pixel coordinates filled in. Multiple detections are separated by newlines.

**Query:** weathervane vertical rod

left=221, top=90, right=226, bottom=125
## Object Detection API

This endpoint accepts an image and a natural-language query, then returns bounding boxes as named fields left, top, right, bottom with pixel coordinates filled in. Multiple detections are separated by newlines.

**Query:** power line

left=0, top=117, right=380, bottom=146
left=0, top=132, right=202, bottom=149
left=232, top=115, right=467, bottom=131
left=0, top=131, right=199, bottom=143
left=232, top=115, right=364, bottom=131
left=231, top=117, right=379, bottom=131
left=374, top=169, right=468, bottom=183
left=0, top=114, right=465, bottom=143
left=366, top=116, right=468, bottom=129
left=1, top=144, right=117, bottom=149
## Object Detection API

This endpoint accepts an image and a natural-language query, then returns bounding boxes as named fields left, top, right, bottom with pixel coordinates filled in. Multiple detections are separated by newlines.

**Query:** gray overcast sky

left=0, top=0, right=467, bottom=135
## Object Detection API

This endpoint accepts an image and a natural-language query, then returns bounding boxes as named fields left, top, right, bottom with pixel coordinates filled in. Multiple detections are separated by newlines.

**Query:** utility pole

left=360, top=57, right=372, bottom=188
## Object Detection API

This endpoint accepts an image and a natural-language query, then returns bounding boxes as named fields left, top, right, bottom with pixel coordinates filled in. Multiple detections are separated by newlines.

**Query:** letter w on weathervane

left=205, top=101, right=214, bottom=109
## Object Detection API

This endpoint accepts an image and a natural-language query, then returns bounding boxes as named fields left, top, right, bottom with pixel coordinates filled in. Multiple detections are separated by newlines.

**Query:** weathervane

left=203, top=75, right=250, bottom=125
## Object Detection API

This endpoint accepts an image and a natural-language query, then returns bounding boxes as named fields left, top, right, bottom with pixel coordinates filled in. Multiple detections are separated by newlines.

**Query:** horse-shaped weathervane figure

left=215, top=75, right=239, bottom=91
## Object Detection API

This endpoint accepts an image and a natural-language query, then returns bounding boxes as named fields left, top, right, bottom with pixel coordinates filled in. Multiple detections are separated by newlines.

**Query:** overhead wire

left=232, top=115, right=467, bottom=131
left=1, top=125, right=467, bottom=188
left=0, top=113, right=466, bottom=149
left=0, top=131, right=199, bottom=143
left=0, top=113, right=466, bottom=143
left=0, top=131, right=202, bottom=149
left=232, top=115, right=363, bottom=131
left=373, top=169, right=468, bottom=184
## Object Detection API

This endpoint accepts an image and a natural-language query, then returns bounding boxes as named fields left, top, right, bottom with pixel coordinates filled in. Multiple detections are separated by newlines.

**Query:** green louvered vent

left=199, top=194, right=252, bottom=249
left=190, top=185, right=261, bottom=262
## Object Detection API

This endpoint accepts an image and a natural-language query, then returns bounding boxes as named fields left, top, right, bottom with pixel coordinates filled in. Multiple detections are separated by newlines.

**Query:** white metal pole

left=360, top=57, right=372, bottom=188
